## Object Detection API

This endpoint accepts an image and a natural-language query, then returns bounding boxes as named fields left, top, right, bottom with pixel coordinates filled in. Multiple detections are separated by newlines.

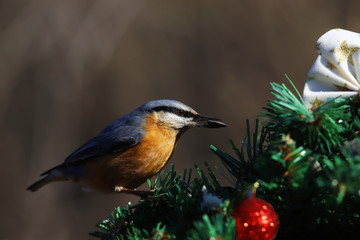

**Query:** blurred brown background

left=1, top=0, right=360, bottom=239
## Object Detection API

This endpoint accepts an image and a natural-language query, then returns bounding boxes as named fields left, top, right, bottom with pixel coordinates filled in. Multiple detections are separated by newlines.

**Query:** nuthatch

left=27, top=99, right=226, bottom=193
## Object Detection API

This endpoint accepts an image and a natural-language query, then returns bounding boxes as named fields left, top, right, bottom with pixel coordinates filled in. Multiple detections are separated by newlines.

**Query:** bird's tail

left=27, top=169, right=66, bottom=192
left=27, top=176, right=53, bottom=192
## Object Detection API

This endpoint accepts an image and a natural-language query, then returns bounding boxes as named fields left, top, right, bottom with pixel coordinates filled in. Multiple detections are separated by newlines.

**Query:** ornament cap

left=245, top=181, right=260, bottom=199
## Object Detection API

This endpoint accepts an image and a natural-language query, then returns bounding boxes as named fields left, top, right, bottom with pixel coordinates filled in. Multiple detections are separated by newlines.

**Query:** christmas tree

left=89, top=29, right=360, bottom=239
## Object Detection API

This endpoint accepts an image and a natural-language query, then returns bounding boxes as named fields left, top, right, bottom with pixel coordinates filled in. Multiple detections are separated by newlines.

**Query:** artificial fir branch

left=90, top=164, right=234, bottom=240
left=91, top=81, right=360, bottom=239
left=262, top=82, right=355, bottom=153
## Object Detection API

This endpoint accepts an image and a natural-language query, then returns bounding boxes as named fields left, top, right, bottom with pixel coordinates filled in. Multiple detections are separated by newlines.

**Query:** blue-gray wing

left=62, top=116, right=144, bottom=164
left=40, top=116, right=145, bottom=177
left=39, top=134, right=138, bottom=176
left=63, top=135, right=137, bottom=164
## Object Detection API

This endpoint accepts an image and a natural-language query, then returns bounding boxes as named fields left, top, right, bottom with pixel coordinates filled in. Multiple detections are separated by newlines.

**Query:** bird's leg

left=114, top=185, right=155, bottom=198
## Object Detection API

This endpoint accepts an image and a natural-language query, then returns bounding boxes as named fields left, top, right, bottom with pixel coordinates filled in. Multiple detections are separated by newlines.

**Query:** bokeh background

left=1, top=0, right=360, bottom=239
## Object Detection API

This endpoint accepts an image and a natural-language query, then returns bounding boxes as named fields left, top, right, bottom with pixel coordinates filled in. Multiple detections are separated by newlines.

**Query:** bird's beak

left=195, top=115, right=227, bottom=128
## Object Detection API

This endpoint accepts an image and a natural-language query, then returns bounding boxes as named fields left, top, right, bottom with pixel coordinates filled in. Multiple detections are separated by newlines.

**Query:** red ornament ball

left=233, top=195, right=279, bottom=240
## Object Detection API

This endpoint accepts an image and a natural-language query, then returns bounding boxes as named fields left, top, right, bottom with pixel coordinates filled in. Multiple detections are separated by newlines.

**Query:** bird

left=27, top=99, right=227, bottom=193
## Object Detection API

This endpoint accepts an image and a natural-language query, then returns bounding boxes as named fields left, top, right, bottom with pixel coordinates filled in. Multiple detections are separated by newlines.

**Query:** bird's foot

left=114, top=185, right=124, bottom=192
left=114, top=185, right=155, bottom=198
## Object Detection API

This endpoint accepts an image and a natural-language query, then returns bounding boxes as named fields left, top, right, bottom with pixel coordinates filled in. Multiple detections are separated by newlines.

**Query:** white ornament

left=200, top=186, right=223, bottom=210
left=303, top=28, right=360, bottom=109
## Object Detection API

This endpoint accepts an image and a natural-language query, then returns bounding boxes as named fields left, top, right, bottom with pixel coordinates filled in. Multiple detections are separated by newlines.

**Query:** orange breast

left=83, top=113, right=178, bottom=192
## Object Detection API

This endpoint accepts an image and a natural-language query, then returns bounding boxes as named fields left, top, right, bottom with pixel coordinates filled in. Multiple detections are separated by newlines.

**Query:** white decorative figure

left=303, top=28, right=360, bottom=108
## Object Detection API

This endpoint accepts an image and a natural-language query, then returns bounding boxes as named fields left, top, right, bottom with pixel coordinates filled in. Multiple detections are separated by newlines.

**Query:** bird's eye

left=177, top=109, right=185, bottom=116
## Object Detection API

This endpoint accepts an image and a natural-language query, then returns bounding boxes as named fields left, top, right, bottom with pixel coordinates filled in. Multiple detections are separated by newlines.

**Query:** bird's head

left=139, top=99, right=227, bottom=131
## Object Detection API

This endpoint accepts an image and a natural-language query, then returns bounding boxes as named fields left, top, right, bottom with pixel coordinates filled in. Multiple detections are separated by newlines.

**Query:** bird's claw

left=114, top=185, right=155, bottom=198
left=114, top=185, right=124, bottom=192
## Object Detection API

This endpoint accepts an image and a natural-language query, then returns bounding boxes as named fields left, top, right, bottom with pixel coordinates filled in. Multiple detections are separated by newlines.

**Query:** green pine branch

left=90, top=164, right=235, bottom=240
left=90, top=79, right=360, bottom=240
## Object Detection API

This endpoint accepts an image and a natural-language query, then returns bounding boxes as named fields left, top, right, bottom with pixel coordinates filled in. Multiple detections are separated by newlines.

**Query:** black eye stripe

left=151, top=106, right=194, bottom=118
